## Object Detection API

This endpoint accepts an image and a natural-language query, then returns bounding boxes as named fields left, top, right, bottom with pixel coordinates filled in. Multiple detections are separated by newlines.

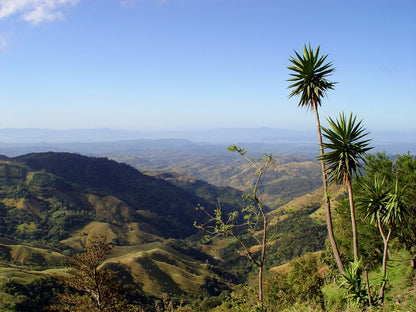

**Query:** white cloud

left=0, top=0, right=78, bottom=24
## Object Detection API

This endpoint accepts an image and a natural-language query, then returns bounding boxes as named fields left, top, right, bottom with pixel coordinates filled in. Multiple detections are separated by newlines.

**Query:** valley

left=0, top=147, right=414, bottom=311
left=0, top=149, right=329, bottom=311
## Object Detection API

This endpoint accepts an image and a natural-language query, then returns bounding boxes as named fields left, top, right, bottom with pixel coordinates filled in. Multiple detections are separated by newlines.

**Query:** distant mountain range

left=0, top=127, right=414, bottom=157
left=0, top=128, right=316, bottom=144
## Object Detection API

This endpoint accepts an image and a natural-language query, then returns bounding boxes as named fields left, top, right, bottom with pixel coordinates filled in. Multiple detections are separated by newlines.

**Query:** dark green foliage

left=2, top=183, right=32, bottom=200
left=28, top=172, right=73, bottom=190
left=333, top=198, right=381, bottom=264
left=357, top=152, right=416, bottom=256
left=332, top=152, right=416, bottom=306
left=0, top=244, right=11, bottom=261
left=339, top=260, right=369, bottom=306
left=0, top=159, right=96, bottom=245
left=363, top=152, right=394, bottom=183
left=0, top=192, right=93, bottom=245
left=395, top=153, right=416, bottom=253
left=3, top=276, right=63, bottom=312
left=200, top=276, right=230, bottom=297
left=266, top=203, right=326, bottom=268
left=0, top=163, right=27, bottom=186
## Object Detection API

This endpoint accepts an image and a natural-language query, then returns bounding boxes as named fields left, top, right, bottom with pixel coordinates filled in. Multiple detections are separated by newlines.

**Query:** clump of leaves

left=339, top=259, right=370, bottom=307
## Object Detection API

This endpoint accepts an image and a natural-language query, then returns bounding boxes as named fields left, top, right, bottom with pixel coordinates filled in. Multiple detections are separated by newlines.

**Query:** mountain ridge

left=1, top=152, right=246, bottom=240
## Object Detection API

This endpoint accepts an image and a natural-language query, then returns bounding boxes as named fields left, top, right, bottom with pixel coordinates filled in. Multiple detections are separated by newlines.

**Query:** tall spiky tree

left=319, top=113, right=372, bottom=261
left=288, top=44, right=344, bottom=274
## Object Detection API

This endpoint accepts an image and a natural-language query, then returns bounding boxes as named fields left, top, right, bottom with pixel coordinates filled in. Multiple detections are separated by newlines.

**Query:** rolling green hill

left=0, top=152, right=246, bottom=310
left=1, top=152, right=245, bottom=241
left=0, top=151, right=335, bottom=311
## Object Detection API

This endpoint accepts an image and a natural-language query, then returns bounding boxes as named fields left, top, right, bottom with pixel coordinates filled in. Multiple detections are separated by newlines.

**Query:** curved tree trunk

left=347, top=178, right=359, bottom=261
left=313, top=103, right=345, bottom=275
left=378, top=220, right=392, bottom=304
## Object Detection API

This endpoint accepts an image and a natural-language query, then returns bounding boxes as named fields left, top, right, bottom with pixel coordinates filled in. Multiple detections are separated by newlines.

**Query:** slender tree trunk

left=347, top=178, right=359, bottom=261
left=313, top=103, right=344, bottom=274
left=258, top=199, right=268, bottom=305
left=364, top=266, right=373, bottom=306
left=258, top=265, right=263, bottom=305
left=378, top=220, right=392, bottom=304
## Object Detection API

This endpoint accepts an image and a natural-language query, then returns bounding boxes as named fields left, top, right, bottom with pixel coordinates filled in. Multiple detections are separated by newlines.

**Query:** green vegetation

left=0, top=148, right=414, bottom=311
left=0, top=153, right=242, bottom=310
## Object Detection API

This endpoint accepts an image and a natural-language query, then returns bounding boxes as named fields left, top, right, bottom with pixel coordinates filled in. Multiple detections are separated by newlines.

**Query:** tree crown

left=287, top=44, right=336, bottom=110
left=319, top=112, right=372, bottom=184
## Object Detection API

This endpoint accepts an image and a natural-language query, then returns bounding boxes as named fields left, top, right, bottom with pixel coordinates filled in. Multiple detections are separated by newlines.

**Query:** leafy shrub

left=266, top=254, right=324, bottom=310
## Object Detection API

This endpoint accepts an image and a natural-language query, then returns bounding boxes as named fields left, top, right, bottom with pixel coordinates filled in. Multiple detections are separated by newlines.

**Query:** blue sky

left=0, top=0, right=415, bottom=133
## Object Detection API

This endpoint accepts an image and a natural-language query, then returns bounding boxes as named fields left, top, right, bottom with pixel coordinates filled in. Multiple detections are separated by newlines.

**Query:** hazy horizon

left=0, top=126, right=414, bottom=142
left=0, top=127, right=414, bottom=157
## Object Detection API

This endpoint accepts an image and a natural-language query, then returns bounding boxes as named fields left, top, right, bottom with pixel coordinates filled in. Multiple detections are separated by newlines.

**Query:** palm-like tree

left=319, top=112, right=372, bottom=261
left=379, top=180, right=406, bottom=303
left=357, top=177, right=406, bottom=303
left=288, top=44, right=344, bottom=274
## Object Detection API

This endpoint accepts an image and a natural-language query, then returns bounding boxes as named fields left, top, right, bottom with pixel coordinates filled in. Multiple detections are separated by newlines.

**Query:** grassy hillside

left=0, top=240, right=234, bottom=311
left=0, top=153, right=246, bottom=242
left=0, top=152, right=245, bottom=310
left=123, top=153, right=322, bottom=209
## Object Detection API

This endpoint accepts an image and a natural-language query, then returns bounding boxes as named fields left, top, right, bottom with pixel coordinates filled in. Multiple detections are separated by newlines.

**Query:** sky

left=0, top=0, right=415, bottom=134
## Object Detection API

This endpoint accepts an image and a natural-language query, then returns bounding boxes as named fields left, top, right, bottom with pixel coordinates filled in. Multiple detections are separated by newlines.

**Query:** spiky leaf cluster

left=287, top=44, right=336, bottom=109
left=319, top=113, right=372, bottom=185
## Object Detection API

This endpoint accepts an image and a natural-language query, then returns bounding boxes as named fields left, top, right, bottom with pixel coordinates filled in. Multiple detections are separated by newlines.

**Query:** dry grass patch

left=6, top=244, right=65, bottom=267
left=61, top=221, right=120, bottom=249
left=2, top=197, right=44, bottom=217
left=199, top=236, right=236, bottom=259
left=84, top=194, right=134, bottom=222
left=104, top=244, right=210, bottom=297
